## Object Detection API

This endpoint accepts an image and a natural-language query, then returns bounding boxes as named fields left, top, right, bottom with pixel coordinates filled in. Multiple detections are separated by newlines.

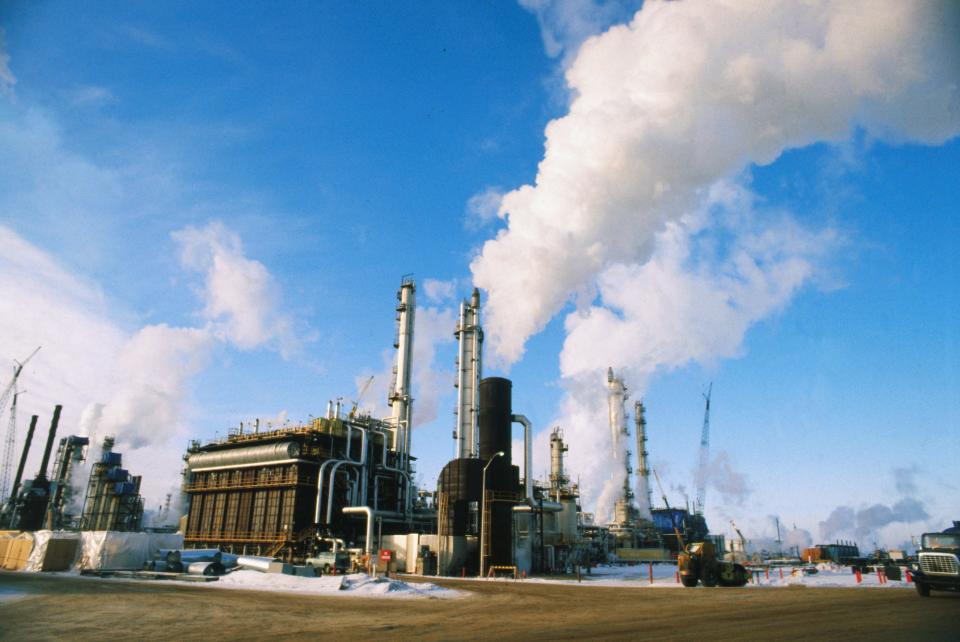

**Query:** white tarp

left=25, top=530, right=81, bottom=572
left=78, top=531, right=183, bottom=570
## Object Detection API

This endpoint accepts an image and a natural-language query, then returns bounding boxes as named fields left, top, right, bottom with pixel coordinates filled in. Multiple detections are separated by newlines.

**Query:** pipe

left=9, top=414, right=38, bottom=504
left=513, top=502, right=563, bottom=513
left=37, top=405, right=62, bottom=480
left=342, top=506, right=406, bottom=554
left=314, top=423, right=364, bottom=524
left=511, top=414, right=535, bottom=505
left=344, top=506, right=374, bottom=554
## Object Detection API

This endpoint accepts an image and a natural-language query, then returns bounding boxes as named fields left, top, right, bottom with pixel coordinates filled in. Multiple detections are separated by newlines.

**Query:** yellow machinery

left=678, top=541, right=749, bottom=587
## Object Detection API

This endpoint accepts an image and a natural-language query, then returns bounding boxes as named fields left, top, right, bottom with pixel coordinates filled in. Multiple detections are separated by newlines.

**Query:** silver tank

left=186, top=442, right=301, bottom=471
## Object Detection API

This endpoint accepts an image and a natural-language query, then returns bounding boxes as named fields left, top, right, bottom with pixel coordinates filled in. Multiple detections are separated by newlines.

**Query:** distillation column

left=388, top=278, right=416, bottom=461
left=607, top=368, right=635, bottom=526
left=549, top=427, right=569, bottom=500
left=634, top=400, right=652, bottom=519
left=454, top=288, right=483, bottom=459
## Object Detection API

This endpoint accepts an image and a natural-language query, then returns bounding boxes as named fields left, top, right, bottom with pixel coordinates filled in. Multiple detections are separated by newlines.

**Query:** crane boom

left=0, top=347, right=40, bottom=503
left=695, top=383, right=712, bottom=515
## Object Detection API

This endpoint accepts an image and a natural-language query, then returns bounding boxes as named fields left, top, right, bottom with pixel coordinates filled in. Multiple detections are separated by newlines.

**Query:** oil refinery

left=1, top=277, right=729, bottom=578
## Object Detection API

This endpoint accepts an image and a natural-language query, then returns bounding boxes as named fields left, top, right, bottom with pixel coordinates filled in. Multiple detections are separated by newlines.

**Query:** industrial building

left=79, top=437, right=144, bottom=532
left=0, top=277, right=726, bottom=579
left=181, top=278, right=432, bottom=561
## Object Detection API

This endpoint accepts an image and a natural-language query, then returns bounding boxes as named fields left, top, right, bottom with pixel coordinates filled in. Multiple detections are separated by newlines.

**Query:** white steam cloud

left=173, top=221, right=299, bottom=357
left=474, top=0, right=960, bottom=366
left=481, top=0, right=959, bottom=522
left=0, top=221, right=301, bottom=507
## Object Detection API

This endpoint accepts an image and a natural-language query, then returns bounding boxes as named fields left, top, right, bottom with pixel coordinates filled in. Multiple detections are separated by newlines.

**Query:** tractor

left=678, top=541, right=750, bottom=587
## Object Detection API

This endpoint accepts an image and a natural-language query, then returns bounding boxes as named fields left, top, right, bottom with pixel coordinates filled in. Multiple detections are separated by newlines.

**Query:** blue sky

left=0, top=1, right=957, bottom=549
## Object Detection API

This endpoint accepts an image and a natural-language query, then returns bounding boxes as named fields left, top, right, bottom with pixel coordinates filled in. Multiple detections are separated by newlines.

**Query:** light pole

left=479, top=450, right=505, bottom=578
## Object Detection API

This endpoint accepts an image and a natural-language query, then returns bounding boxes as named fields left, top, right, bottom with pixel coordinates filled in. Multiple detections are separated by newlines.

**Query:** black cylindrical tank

left=478, top=377, right=511, bottom=463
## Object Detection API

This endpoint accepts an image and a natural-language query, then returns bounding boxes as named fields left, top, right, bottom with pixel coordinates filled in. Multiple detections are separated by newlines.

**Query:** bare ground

left=1, top=571, right=957, bottom=641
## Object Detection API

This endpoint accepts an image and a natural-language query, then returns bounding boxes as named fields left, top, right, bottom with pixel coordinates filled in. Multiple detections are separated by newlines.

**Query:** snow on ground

left=439, top=563, right=912, bottom=590
left=194, top=570, right=466, bottom=599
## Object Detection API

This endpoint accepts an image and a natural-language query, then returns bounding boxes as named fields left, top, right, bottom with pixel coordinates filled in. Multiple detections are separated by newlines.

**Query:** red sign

left=379, top=549, right=393, bottom=562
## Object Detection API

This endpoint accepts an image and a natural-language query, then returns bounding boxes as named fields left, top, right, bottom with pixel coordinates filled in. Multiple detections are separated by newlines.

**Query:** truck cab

left=912, top=521, right=960, bottom=597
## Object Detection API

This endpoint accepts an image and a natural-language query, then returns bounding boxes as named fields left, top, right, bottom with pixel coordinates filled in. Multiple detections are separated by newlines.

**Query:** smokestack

left=37, top=405, right=62, bottom=480
left=9, top=414, right=38, bottom=504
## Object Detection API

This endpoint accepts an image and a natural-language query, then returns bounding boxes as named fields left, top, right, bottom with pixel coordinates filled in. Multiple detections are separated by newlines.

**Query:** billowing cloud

left=173, top=221, right=300, bottom=357
left=519, top=0, right=641, bottom=62
left=560, top=183, right=836, bottom=379
left=465, top=187, right=504, bottom=230
left=819, top=498, right=930, bottom=542
left=0, top=221, right=301, bottom=508
left=474, top=0, right=960, bottom=367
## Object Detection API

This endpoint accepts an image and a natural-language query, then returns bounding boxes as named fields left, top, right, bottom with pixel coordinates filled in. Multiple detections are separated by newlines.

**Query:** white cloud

left=173, top=221, right=300, bottom=357
left=66, top=85, right=115, bottom=108
left=560, top=186, right=837, bottom=379
left=465, top=186, right=504, bottom=230
left=519, top=0, right=640, bottom=62
left=422, top=278, right=456, bottom=304
left=0, top=220, right=302, bottom=508
left=473, top=0, right=960, bottom=367
left=0, top=28, right=15, bottom=96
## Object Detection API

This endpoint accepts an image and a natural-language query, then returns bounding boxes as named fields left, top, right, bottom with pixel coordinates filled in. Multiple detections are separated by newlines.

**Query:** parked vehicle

left=912, top=521, right=960, bottom=597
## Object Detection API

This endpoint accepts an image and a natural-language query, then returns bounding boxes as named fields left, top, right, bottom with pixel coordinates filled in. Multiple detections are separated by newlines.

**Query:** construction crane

left=0, top=347, right=41, bottom=501
left=653, top=468, right=685, bottom=550
left=694, top=382, right=712, bottom=516
left=349, top=375, right=375, bottom=418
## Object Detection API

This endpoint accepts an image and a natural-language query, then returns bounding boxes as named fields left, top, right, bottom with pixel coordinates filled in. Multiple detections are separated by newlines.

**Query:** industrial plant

left=0, top=277, right=915, bottom=588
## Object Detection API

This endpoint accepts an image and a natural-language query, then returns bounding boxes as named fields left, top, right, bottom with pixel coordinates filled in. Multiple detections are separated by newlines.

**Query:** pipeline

left=342, top=506, right=406, bottom=554
left=511, top=413, right=562, bottom=512
left=315, top=423, right=368, bottom=524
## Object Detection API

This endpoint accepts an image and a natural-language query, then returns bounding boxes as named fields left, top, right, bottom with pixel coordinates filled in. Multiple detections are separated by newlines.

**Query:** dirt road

left=1, top=571, right=956, bottom=641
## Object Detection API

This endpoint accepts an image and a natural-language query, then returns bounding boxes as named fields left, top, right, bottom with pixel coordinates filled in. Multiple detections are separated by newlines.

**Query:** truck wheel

left=915, top=581, right=931, bottom=597
left=680, top=575, right=699, bottom=587
left=702, top=567, right=719, bottom=587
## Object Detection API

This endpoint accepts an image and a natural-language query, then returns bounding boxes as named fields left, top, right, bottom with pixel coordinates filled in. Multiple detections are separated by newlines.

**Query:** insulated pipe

left=511, top=414, right=534, bottom=505
left=314, top=423, right=366, bottom=524
left=513, top=502, right=563, bottom=513
left=37, top=405, right=63, bottom=480
left=343, top=506, right=374, bottom=554
left=374, top=433, right=412, bottom=516
left=326, top=460, right=351, bottom=524
left=9, top=414, right=38, bottom=504
left=342, top=506, right=406, bottom=554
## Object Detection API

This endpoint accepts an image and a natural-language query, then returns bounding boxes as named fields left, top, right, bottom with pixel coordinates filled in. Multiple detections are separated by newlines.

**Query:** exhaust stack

left=37, top=405, right=62, bottom=480
left=8, top=414, right=38, bottom=505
